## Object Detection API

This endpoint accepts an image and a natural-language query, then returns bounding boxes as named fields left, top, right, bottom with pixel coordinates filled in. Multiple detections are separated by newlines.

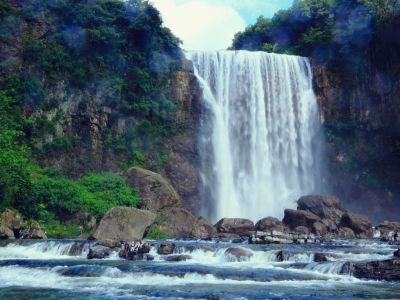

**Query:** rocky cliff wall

left=312, top=60, right=400, bottom=222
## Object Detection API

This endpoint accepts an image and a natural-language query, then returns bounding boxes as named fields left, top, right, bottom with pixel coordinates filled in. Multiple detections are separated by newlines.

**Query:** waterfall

left=188, top=50, right=327, bottom=223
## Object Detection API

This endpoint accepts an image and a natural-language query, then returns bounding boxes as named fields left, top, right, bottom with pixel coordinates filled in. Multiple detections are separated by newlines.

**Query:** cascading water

left=188, top=50, right=327, bottom=222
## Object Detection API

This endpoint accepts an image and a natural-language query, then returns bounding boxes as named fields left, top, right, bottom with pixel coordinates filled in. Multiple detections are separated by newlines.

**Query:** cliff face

left=312, top=60, right=400, bottom=222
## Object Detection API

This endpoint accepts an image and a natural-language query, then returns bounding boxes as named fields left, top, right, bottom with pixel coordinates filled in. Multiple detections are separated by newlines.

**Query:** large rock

left=124, top=167, right=181, bottom=211
left=92, top=207, right=156, bottom=241
left=346, top=259, right=400, bottom=281
left=312, top=221, right=328, bottom=236
left=224, top=247, right=253, bottom=261
left=119, top=240, right=151, bottom=260
left=0, top=209, right=23, bottom=239
left=215, top=218, right=254, bottom=236
left=297, top=195, right=345, bottom=226
left=255, top=217, right=288, bottom=232
left=0, top=224, right=14, bottom=239
left=87, top=245, right=113, bottom=259
left=157, top=242, right=175, bottom=255
left=22, top=222, right=47, bottom=239
left=191, top=216, right=216, bottom=239
left=377, top=221, right=400, bottom=240
left=339, top=212, right=372, bottom=238
left=282, top=209, right=321, bottom=230
left=159, top=207, right=197, bottom=238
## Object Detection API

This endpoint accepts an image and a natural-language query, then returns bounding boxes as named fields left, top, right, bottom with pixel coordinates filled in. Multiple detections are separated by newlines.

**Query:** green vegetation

left=144, top=215, right=170, bottom=239
left=0, top=0, right=183, bottom=234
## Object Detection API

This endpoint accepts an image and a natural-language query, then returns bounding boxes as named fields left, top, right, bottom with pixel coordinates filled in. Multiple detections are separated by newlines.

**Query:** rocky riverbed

left=0, top=238, right=399, bottom=299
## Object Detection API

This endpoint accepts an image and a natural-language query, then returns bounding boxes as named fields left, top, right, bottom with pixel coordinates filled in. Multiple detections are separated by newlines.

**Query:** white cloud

left=151, top=0, right=246, bottom=51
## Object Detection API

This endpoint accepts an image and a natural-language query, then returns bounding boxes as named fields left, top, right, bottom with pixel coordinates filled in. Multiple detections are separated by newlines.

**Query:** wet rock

left=87, top=245, right=112, bottom=259
left=224, top=247, right=253, bottom=261
left=159, top=207, right=197, bottom=238
left=351, top=259, right=400, bottom=281
left=191, top=216, right=216, bottom=239
left=215, top=218, right=254, bottom=236
left=68, top=241, right=87, bottom=256
left=276, top=250, right=290, bottom=262
left=123, top=167, right=181, bottom=211
left=394, top=249, right=400, bottom=257
left=0, top=209, right=23, bottom=239
left=314, top=253, right=328, bottom=262
left=92, top=207, right=156, bottom=241
left=119, top=240, right=151, bottom=260
left=157, top=242, right=175, bottom=255
left=377, top=221, right=400, bottom=241
left=337, top=227, right=355, bottom=238
left=255, top=217, right=288, bottom=232
left=283, top=209, right=321, bottom=231
left=164, top=254, right=192, bottom=262
left=312, top=222, right=328, bottom=236
left=297, top=195, right=344, bottom=226
left=339, top=212, right=372, bottom=238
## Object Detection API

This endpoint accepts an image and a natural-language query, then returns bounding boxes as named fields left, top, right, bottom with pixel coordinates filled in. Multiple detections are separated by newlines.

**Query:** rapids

left=0, top=238, right=399, bottom=299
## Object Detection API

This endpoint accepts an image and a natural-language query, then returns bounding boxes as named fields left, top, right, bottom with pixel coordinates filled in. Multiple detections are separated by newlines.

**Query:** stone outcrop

left=342, top=259, right=400, bottom=281
left=22, top=222, right=47, bottom=239
left=92, top=207, right=156, bottom=241
left=191, top=216, right=215, bottom=239
left=87, top=245, right=113, bottom=259
left=0, top=209, right=23, bottom=239
left=215, top=218, right=254, bottom=236
left=124, top=167, right=181, bottom=211
left=297, top=195, right=344, bottom=226
left=340, top=212, right=373, bottom=238
left=159, top=207, right=197, bottom=238
left=224, top=247, right=253, bottom=261
left=282, top=209, right=321, bottom=230
left=376, top=221, right=400, bottom=240
left=255, top=217, right=287, bottom=232
left=157, top=242, right=175, bottom=255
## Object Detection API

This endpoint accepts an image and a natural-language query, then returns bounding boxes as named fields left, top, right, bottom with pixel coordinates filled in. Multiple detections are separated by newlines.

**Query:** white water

left=188, top=50, right=326, bottom=222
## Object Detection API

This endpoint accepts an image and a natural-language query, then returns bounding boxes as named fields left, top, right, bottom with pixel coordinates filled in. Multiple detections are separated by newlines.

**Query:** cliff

left=312, top=58, right=400, bottom=222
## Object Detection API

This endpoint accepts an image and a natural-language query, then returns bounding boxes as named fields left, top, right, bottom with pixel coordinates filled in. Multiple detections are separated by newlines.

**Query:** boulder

left=124, top=167, right=181, bottom=211
left=92, top=207, right=156, bottom=241
left=276, top=250, right=290, bottom=262
left=22, top=222, right=47, bottom=239
left=157, top=242, right=175, bottom=255
left=191, top=216, right=216, bottom=239
left=255, top=217, right=288, bottom=232
left=87, top=245, right=113, bottom=259
left=337, top=227, right=355, bottom=238
left=377, top=221, right=400, bottom=240
left=215, top=218, right=254, bottom=235
left=350, top=259, right=400, bottom=281
left=159, top=207, right=197, bottom=238
left=224, top=247, right=253, bottom=261
left=297, top=195, right=344, bottom=226
left=314, top=253, right=328, bottom=262
left=0, top=224, right=14, bottom=239
left=164, top=254, right=192, bottom=262
left=339, top=212, right=372, bottom=238
left=312, top=222, right=328, bottom=236
left=283, top=209, right=321, bottom=230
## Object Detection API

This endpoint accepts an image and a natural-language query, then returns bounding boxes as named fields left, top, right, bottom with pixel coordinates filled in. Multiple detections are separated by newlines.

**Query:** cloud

left=151, top=0, right=246, bottom=51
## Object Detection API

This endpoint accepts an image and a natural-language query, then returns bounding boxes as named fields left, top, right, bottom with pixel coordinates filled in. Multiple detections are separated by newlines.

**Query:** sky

left=151, top=0, right=293, bottom=51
